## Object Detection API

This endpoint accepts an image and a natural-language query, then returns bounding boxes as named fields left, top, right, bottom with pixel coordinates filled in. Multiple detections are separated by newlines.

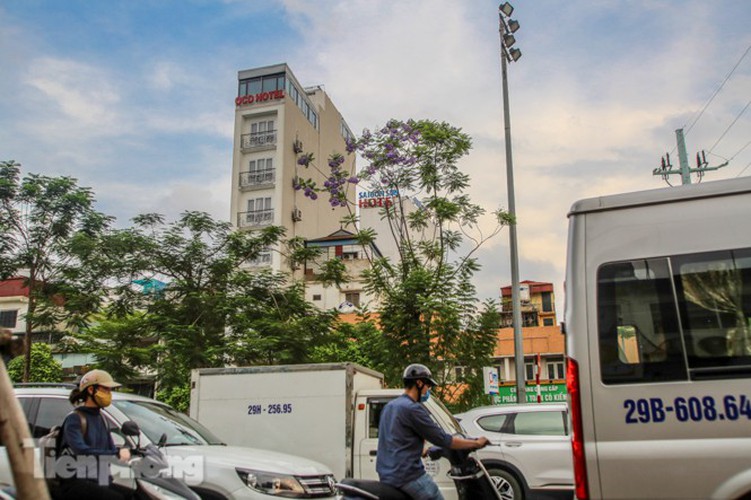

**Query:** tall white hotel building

left=230, top=63, right=356, bottom=272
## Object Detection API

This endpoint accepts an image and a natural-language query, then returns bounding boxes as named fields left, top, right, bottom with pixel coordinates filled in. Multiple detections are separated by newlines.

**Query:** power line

left=736, top=160, right=751, bottom=178
left=728, top=138, right=751, bottom=161
left=684, top=42, right=751, bottom=135
left=708, top=98, right=751, bottom=152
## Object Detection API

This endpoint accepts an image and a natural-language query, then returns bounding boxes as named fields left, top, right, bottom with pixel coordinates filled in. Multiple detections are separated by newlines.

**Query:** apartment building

left=230, top=63, right=356, bottom=271
left=500, top=280, right=557, bottom=327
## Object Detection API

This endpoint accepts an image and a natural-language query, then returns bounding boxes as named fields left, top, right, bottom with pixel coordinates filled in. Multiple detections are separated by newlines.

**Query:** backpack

left=38, top=408, right=87, bottom=480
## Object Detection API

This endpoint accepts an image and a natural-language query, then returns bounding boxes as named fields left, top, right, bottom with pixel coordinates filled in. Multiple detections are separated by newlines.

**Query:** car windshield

left=425, top=397, right=463, bottom=434
left=113, top=400, right=224, bottom=446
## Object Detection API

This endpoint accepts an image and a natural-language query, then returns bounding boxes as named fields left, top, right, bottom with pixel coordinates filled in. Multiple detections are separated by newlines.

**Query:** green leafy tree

left=79, top=211, right=339, bottom=393
left=0, top=161, right=112, bottom=382
left=309, top=314, right=389, bottom=372
left=296, top=120, right=510, bottom=410
left=156, top=383, right=191, bottom=413
left=7, top=342, right=63, bottom=383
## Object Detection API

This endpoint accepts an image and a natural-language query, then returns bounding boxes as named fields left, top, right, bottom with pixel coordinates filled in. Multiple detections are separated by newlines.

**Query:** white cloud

left=24, top=57, right=122, bottom=132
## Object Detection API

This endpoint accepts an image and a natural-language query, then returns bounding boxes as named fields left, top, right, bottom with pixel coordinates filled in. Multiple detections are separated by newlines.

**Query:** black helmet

left=402, top=363, right=438, bottom=387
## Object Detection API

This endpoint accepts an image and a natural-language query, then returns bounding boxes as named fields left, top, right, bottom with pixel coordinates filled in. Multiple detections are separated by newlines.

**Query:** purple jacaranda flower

left=348, top=176, right=359, bottom=184
left=297, top=153, right=314, bottom=167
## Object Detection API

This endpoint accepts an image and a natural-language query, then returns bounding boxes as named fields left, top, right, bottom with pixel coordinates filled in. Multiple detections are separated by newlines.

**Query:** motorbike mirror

left=157, top=433, right=168, bottom=447
left=121, top=420, right=141, bottom=436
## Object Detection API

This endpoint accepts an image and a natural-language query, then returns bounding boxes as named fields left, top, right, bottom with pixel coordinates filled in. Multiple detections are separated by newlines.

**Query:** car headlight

left=236, top=468, right=306, bottom=497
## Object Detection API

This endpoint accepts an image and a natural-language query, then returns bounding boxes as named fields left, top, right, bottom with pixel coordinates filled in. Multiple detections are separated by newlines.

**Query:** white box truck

left=565, top=176, right=751, bottom=499
left=189, top=363, right=463, bottom=500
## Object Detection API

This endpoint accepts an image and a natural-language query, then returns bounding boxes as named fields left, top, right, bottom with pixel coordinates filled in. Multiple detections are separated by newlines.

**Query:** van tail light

left=567, top=357, right=589, bottom=500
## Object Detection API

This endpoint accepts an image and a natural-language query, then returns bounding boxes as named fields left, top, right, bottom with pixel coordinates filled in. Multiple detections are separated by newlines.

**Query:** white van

left=564, top=176, right=751, bottom=500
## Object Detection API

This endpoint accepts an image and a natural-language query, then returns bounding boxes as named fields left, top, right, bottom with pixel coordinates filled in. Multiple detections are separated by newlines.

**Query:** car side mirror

left=122, top=420, right=140, bottom=436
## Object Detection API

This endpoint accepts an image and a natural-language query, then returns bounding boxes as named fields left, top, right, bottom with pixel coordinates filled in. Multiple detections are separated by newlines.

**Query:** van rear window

left=597, top=248, right=751, bottom=384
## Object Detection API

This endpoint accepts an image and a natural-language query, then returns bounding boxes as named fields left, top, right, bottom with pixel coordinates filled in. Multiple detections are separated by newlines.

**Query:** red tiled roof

left=0, top=278, right=29, bottom=298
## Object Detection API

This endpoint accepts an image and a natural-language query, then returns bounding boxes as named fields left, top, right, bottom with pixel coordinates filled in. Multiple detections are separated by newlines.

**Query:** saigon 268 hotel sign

left=359, top=189, right=398, bottom=209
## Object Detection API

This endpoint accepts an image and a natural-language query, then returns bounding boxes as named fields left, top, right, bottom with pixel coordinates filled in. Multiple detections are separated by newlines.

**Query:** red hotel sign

left=235, top=90, right=285, bottom=106
left=359, top=189, right=398, bottom=209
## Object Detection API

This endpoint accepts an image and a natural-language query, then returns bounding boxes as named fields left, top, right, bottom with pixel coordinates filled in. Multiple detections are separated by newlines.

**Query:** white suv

left=454, top=403, right=573, bottom=500
left=1, top=386, right=337, bottom=499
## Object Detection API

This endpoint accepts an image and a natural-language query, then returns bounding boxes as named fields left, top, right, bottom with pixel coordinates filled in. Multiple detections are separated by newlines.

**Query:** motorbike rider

left=376, top=363, right=490, bottom=500
left=57, top=369, right=131, bottom=499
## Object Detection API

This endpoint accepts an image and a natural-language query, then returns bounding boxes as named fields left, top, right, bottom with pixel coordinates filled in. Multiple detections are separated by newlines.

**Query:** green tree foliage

left=309, top=314, right=389, bottom=373
left=76, top=211, right=339, bottom=393
left=296, top=120, right=509, bottom=411
left=156, top=383, right=191, bottom=413
left=7, top=342, right=63, bottom=383
left=0, top=161, right=112, bottom=382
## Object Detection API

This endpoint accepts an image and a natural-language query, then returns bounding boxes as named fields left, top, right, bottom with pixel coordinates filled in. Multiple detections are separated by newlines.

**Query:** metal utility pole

left=498, top=2, right=526, bottom=403
left=654, top=128, right=729, bottom=185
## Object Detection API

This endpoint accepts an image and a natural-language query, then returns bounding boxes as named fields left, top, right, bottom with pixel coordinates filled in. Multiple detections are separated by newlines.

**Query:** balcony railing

left=241, top=131, right=277, bottom=150
left=238, top=209, right=274, bottom=229
left=248, top=252, right=272, bottom=267
left=239, top=170, right=275, bottom=190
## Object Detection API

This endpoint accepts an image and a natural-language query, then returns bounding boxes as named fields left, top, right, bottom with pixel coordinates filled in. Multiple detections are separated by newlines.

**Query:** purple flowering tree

left=296, top=119, right=511, bottom=409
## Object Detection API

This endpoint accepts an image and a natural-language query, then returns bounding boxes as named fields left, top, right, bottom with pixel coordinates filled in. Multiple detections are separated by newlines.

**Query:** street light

left=498, top=2, right=526, bottom=403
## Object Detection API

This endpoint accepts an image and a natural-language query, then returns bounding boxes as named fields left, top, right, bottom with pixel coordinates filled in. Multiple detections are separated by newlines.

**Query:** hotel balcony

left=239, top=170, right=275, bottom=191
left=240, top=131, right=277, bottom=152
left=237, top=209, right=274, bottom=229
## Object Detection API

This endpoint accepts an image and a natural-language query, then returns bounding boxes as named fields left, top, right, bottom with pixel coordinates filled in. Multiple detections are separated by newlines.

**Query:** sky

left=2, top=0, right=750, bottom=315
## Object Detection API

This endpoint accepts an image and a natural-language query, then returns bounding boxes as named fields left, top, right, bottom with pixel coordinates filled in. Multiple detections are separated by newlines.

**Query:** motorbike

left=336, top=437, right=501, bottom=500
left=114, top=420, right=201, bottom=500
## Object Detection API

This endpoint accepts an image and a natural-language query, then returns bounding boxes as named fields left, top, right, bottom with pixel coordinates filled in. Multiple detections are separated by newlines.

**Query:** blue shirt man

left=376, top=364, right=489, bottom=500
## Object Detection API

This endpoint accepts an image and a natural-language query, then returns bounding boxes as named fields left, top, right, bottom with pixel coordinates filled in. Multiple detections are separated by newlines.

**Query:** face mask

left=420, top=388, right=431, bottom=403
left=93, top=389, right=112, bottom=408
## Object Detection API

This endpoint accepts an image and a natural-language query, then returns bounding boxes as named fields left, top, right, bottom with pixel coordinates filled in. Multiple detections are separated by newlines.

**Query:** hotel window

left=341, top=120, right=354, bottom=143
left=313, top=294, right=322, bottom=301
left=249, top=158, right=274, bottom=182
left=239, top=73, right=285, bottom=97
left=247, top=197, right=272, bottom=212
left=251, top=120, right=275, bottom=135
left=249, top=248, right=272, bottom=266
left=0, top=310, right=18, bottom=328
left=247, top=197, right=273, bottom=225
left=543, top=318, right=554, bottom=326
left=286, top=80, right=318, bottom=129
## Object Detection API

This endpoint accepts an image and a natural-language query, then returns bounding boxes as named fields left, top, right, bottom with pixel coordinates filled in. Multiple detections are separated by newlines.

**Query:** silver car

left=454, top=403, right=573, bottom=500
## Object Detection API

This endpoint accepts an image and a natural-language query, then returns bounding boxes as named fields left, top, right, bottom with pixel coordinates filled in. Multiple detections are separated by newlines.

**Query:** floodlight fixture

left=508, top=19, right=520, bottom=33
left=509, top=48, right=522, bottom=62
left=499, top=2, right=514, bottom=17
left=503, top=34, right=517, bottom=48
